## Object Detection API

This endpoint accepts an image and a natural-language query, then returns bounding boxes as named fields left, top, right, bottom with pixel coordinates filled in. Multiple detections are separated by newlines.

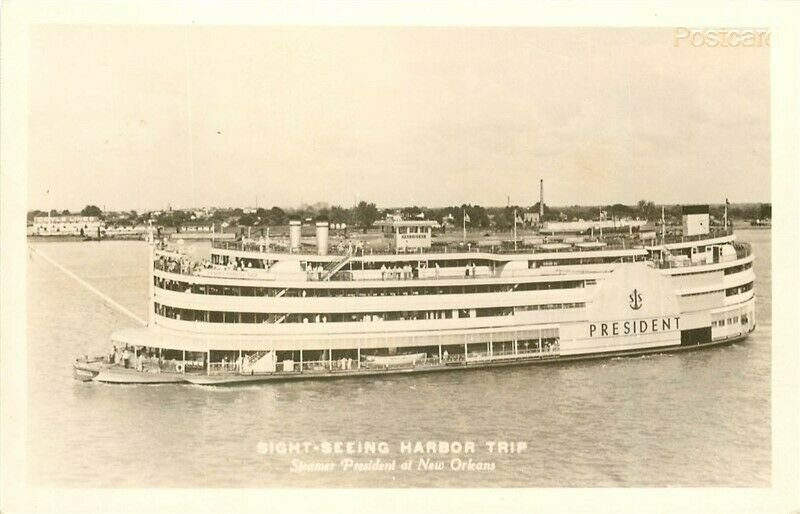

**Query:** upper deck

left=208, top=226, right=735, bottom=258
left=155, top=227, right=750, bottom=285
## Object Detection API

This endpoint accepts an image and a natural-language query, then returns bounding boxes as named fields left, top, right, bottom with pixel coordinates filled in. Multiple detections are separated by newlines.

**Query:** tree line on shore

left=28, top=201, right=772, bottom=231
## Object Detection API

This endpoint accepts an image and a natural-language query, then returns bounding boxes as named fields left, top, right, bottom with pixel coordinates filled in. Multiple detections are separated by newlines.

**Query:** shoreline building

left=33, top=215, right=102, bottom=237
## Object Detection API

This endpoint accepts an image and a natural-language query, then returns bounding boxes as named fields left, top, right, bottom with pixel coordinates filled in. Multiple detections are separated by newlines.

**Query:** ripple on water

left=26, top=232, right=772, bottom=487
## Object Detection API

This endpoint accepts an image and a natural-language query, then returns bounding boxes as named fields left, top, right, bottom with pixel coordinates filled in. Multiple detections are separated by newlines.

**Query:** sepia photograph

left=1, top=2, right=798, bottom=514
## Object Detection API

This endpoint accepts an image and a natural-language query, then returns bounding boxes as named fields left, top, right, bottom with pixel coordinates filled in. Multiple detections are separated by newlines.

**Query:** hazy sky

left=28, top=26, right=770, bottom=211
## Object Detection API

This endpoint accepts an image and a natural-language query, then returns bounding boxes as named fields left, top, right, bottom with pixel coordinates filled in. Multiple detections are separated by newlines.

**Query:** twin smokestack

left=290, top=181, right=544, bottom=255
left=289, top=220, right=329, bottom=256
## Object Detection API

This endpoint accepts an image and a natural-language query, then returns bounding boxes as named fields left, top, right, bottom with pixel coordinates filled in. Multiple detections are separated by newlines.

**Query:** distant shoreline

left=26, top=223, right=769, bottom=244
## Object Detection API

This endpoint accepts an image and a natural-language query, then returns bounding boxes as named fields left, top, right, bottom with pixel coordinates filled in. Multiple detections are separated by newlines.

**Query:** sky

left=28, top=26, right=770, bottom=212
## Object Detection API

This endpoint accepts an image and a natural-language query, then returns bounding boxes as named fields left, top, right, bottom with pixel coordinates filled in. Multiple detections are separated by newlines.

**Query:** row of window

left=516, top=302, right=585, bottom=311
left=712, top=313, right=748, bottom=328
left=153, top=277, right=589, bottom=298
left=723, top=261, right=754, bottom=275
left=153, top=301, right=586, bottom=324
left=534, top=255, right=647, bottom=267
left=681, top=281, right=755, bottom=298
left=682, top=289, right=724, bottom=298
left=671, top=260, right=752, bottom=277
left=725, top=281, right=754, bottom=297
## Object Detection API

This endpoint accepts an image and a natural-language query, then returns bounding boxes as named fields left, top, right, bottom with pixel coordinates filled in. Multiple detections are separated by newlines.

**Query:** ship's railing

left=211, top=239, right=650, bottom=257
left=153, top=257, right=197, bottom=276
left=156, top=237, right=748, bottom=282
left=197, top=267, right=280, bottom=280
left=213, top=240, right=354, bottom=256
left=653, top=259, right=702, bottom=270
left=154, top=255, right=279, bottom=279
left=208, top=362, right=241, bottom=374
left=211, top=226, right=734, bottom=257
left=656, top=227, right=734, bottom=245
left=205, top=346, right=564, bottom=376
left=653, top=241, right=752, bottom=269
left=300, top=360, right=331, bottom=372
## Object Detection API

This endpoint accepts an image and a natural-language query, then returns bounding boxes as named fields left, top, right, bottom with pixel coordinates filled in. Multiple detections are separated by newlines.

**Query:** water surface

left=26, top=230, right=771, bottom=487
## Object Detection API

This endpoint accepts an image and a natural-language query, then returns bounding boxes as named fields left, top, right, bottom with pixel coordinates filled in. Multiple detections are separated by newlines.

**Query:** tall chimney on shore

left=539, top=179, right=544, bottom=218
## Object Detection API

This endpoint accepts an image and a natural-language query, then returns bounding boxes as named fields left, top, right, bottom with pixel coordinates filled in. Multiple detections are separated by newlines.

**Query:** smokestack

left=289, top=220, right=302, bottom=253
left=315, top=221, right=329, bottom=256
left=539, top=179, right=544, bottom=218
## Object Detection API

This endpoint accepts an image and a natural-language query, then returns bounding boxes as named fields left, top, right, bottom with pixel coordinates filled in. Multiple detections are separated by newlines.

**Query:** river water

left=26, top=229, right=771, bottom=487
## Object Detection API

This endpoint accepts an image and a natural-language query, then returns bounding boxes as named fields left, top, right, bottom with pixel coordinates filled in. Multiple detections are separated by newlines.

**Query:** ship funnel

left=315, top=221, right=329, bottom=256
left=289, top=220, right=302, bottom=252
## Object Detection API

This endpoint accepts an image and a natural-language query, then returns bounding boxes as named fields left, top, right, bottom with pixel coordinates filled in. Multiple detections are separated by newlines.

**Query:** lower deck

left=74, top=328, right=753, bottom=386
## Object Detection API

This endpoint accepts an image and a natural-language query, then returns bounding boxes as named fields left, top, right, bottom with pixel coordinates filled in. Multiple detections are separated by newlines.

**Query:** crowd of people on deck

left=156, top=254, right=214, bottom=275
left=225, top=257, right=260, bottom=271
left=110, top=345, right=186, bottom=373
left=305, top=263, right=326, bottom=280
left=334, top=240, right=364, bottom=256
left=379, top=264, right=415, bottom=280
left=465, top=262, right=477, bottom=278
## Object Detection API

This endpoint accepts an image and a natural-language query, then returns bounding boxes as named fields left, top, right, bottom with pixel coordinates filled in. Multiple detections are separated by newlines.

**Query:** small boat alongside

left=363, top=353, right=427, bottom=368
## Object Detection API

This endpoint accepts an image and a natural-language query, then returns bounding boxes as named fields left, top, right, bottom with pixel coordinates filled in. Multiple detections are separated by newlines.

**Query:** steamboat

left=73, top=201, right=755, bottom=385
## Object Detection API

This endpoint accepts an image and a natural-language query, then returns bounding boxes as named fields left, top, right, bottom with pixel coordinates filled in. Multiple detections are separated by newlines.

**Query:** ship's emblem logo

left=629, top=289, right=643, bottom=310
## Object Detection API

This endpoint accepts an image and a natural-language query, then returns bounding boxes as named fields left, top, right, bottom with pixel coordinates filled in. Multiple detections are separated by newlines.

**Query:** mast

left=724, top=197, right=729, bottom=233
left=513, top=208, right=518, bottom=251
left=599, top=207, right=603, bottom=238
left=462, top=209, right=466, bottom=244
